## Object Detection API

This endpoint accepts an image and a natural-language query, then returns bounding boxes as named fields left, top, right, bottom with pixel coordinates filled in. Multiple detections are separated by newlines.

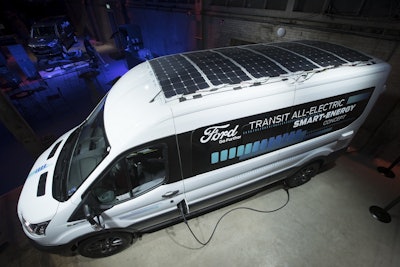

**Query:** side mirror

left=93, top=188, right=115, bottom=211
left=93, top=188, right=116, bottom=204
left=83, top=204, right=104, bottom=231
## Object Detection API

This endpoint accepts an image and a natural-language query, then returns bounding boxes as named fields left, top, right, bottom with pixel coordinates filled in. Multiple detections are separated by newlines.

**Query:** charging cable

left=179, top=186, right=290, bottom=246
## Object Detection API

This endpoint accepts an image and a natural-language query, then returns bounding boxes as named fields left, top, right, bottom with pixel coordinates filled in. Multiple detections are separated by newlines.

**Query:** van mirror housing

left=83, top=204, right=104, bottom=231
left=93, top=188, right=116, bottom=204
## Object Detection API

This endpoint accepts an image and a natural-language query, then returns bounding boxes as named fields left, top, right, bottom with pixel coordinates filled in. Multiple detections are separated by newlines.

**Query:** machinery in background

left=113, top=24, right=154, bottom=69
left=28, top=16, right=77, bottom=58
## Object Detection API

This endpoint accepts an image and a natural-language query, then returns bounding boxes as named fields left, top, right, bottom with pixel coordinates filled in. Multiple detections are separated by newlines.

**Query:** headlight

left=48, top=39, right=59, bottom=47
left=22, top=217, right=50, bottom=236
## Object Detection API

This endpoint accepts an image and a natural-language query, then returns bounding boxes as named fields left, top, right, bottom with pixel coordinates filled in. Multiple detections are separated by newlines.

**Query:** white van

left=17, top=40, right=390, bottom=258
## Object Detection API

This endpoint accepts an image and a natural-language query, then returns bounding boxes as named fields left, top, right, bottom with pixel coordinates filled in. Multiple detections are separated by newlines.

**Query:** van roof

left=148, top=40, right=373, bottom=101
left=104, top=40, right=379, bottom=150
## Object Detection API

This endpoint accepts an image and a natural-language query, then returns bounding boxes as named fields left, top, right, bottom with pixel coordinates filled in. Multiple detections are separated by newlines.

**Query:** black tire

left=78, top=232, right=133, bottom=258
left=285, top=162, right=320, bottom=188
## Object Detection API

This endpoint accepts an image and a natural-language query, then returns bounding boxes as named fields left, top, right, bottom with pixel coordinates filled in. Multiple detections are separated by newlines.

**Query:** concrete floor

left=1, top=43, right=400, bottom=267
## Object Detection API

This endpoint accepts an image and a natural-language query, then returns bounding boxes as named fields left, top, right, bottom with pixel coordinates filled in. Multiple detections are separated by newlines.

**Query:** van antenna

left=149, top=90, right=162, bottom=103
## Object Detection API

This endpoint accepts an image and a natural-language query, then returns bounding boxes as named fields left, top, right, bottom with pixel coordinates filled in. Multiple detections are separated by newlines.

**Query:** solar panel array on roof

left=249, top=44, right=319, bottom=72
left=298, top=40, right=372, bottom=62
left=184, top=51, right=251, bottom=86
left=149, top=41, right=373, bottom=99
left=274, top=42, right=346, bottom=67
left=216, top=47, right=288, bottom=78
left=149, top=54, right=208, bottom=98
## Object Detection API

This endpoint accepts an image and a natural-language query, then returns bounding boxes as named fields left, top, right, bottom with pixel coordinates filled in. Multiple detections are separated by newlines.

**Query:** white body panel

left=16, top=41, right=391, bottom=254
left=173, top=81, right=295, bottom=205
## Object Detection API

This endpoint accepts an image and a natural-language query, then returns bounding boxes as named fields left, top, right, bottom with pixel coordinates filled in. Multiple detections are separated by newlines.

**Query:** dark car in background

left=28, top=16, right=76, bottom=57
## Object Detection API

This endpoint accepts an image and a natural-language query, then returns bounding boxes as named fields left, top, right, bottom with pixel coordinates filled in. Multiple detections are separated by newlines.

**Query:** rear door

left=280, top=69, right=378, bottom=163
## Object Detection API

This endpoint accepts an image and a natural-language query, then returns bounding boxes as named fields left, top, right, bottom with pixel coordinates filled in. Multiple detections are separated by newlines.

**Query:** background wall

left=127, top=8, right=198, bottom=56
left=201, top=12, right=400, bottom=160
left=2, top=0, right=399, bottom=161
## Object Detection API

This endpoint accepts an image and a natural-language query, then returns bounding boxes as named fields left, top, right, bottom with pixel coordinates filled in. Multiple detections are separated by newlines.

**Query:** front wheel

left=78, top=232, right=134, bottom=258
left=285, top=162, right=320, bottom=188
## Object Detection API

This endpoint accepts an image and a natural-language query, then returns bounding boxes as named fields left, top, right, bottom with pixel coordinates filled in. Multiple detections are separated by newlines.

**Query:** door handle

left=162, top=190, right=179, bottom=198
left=339, top=130, right=354, bottom=140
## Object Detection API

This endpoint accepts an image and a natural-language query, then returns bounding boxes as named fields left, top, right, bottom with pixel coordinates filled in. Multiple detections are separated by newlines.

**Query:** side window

left=127, top=146, right=167, bottom=196
left=91, top=145, right=167, bottom=205
left=68, top=144, right=170, bottom=222
left=92, top=158, right=131, bottom=204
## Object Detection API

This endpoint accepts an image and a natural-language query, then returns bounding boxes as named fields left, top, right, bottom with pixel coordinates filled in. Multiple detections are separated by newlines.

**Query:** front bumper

left=29, top=45, right=62, bottom=56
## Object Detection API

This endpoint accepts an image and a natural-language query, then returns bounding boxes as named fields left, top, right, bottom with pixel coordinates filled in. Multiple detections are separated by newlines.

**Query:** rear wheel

left=78, top=232, right=133, bottom=258
left=285, top=162, right=320, bottom=188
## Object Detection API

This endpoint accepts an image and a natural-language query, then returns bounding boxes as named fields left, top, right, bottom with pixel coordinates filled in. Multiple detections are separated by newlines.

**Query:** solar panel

left=149, top=54, right=208, bottom=98
left=274, top=42, right=346, bottom=67
left=149, top=41, right=374, bottom=99
left=297, top=40, right=372, bottom=63
left=216, top=47, right=288, bottom=78
left=248, top=44, right=319, bottom=72
left=184, top=51, right=251, bottom=86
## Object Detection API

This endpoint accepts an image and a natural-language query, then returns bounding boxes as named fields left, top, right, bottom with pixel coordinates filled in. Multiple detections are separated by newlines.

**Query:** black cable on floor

left=179, top=186, right=290, bottom=246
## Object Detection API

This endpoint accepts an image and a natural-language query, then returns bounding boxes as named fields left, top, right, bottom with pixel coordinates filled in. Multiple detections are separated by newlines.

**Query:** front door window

left=92, top=144, right=167, bottom=206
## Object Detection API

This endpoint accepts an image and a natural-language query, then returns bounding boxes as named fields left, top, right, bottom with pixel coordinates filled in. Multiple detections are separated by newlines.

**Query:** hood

left=29, top=35, right=57, bottom=46
left=17, top=130, right=73, bottom=224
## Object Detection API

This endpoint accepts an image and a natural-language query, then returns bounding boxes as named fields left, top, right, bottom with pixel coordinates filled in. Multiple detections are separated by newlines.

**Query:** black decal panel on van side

left=191, top=87, right=374, bottom=175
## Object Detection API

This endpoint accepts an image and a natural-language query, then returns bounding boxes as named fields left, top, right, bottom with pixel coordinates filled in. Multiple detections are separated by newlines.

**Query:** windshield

left=32, top=25, right=56, bottom=37
left=53, top=97, right=110, bottom=201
